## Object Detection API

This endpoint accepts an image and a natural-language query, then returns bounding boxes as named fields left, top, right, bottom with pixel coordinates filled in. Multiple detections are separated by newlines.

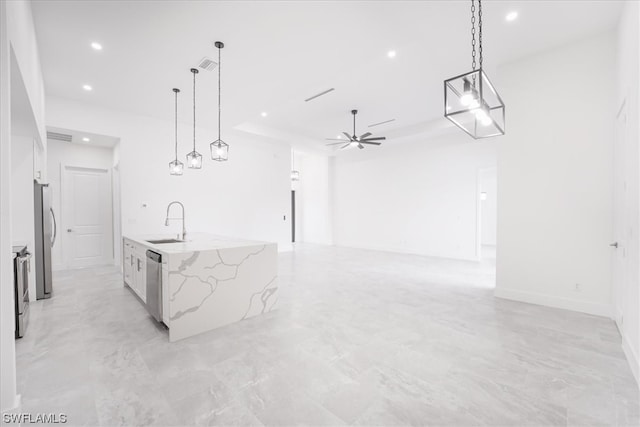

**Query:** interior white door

left=63, top=166, right=113, bottom=269
left=612, top=103, right=629, bottom=328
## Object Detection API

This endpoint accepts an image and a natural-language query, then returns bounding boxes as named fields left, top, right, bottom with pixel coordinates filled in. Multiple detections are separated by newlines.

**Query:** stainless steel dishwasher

left=146, top=250, right=163, bottom=322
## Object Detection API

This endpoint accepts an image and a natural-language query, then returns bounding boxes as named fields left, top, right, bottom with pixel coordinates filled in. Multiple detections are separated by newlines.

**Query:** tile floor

left=14, top=244, right=639, bottom=426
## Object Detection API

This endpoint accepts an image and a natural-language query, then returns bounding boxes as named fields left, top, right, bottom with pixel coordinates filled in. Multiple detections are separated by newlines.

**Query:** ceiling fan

left=326, top=110, right=386, bottom=150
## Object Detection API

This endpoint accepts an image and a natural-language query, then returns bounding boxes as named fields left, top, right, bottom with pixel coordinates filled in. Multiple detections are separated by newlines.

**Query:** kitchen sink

left=146, top=239, right=184, bottom=244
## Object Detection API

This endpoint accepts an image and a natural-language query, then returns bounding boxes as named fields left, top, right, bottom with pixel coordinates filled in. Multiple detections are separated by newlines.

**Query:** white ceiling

left=31, top=0, right=623, bottom=153
left=47, top=126, right=119, bottom=148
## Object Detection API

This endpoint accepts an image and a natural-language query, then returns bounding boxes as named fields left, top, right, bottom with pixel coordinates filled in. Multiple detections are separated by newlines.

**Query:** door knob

left=610, top=242, right=618, bottom=248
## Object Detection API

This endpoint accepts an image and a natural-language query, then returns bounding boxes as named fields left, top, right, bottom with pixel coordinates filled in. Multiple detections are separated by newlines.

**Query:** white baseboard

left=622, top=332, right=640, bottom=388
left=494, top=288, right=612, bottom=318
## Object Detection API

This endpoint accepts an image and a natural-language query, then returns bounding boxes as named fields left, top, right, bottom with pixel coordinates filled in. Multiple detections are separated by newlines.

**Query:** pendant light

left=291, top=150, right=300, bottom=181
left=169, top=88, right=184, bottom=176
left=210, top=41, right=229, bottom=161
left=444, top=0, right=505, bottom=139
left=186, top=68, right=203, bottom=168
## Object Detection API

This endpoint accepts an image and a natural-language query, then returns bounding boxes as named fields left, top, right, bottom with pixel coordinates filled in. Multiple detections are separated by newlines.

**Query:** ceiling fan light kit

left=325, top=109, right=386, bottom=150
left=444, top=0, right=505, bottom=139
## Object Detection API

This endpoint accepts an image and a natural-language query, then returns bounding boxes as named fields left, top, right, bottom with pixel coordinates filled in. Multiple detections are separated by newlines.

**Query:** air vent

left=368, top=118, right=396, bottom=128
left=304, top=88, right=335, bottom=102
left=197, top=57, right=218, bottom=71
left=47, top=131, right=72, bottom=142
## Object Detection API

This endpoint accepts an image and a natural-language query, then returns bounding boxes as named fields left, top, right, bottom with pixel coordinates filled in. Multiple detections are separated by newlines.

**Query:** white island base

left=124, top=234, right=278, bottom=342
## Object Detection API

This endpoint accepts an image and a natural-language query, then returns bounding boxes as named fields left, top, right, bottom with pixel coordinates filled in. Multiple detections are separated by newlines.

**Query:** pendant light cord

left=478, top=0, right=483, bottom=69
left=192, top=69, right=196, bottom=151
left=471, top=0, right=476, bottom=71
left=174, top=89, right=178, bottom=161
left=218, top=44, right=222, bottom=141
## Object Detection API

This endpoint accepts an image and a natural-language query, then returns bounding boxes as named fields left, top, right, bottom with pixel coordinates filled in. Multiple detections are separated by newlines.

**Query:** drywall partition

left=1, top=0, right=47, bottom=413
left=615, top=0, right=640, bottom=385
left=11, top=136, right=36, bottom=301
left=45, top=96, right=292, bottom=251
left=495, top=32, right=616, bottom=317
left=47, top=140, right=116, bottom=270
left=332, top=135, right=496, bottom=261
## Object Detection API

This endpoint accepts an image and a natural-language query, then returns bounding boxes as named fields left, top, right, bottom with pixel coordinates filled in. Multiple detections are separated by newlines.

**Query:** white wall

left=332, top=135, right=496, bottom=261
left=47, top=140, right=115, bottom=270
left=1, top=0, right=47, bottom=413
left=495, top=32, right=616, bottom=317
left=479, top=168, right=497, bottom=247
left=45, top=97, right=292, bottom=252
left=292, top=150, right=332, bottom=245
left=616, top=0, right=640, bottom=385
left=11, top=136, right=36, bottom=301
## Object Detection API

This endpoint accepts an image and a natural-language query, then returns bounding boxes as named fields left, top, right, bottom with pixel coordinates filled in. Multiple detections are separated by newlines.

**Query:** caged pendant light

left=186, top=68, right=203, bottom=169
left=169, top=88, right=184, bottom=176
left=210, top=41, right=229, bottom=161
left=444, top=0, right=505, bottom=139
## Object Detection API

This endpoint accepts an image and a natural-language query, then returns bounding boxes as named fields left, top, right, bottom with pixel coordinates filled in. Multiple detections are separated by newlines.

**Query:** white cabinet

left=123, top=238, right=147, bottom=303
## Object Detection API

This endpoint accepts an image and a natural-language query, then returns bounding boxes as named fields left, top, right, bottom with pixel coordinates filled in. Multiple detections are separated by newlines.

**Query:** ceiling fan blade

left=361, top=136, right=386, bottom=141
left=340, top=143, right=351, bottom=149
left=343, top=132, right=353, bottom=140
left=358, top=144, right=365, bottom=149
left=359, top=132, right=372, bottom=139
left=360, top=141, right=382, bottom=145
left=326, top=142, right=347, bottom=146
left=325, top=138, right=345, bottom=141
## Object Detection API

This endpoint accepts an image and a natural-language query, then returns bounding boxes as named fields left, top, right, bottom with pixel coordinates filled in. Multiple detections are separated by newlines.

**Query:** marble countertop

left=124, top=232, right=276, bottom=254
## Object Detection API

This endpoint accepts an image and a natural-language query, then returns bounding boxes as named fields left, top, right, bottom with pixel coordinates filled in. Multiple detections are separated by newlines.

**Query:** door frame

left=612, top=99, right=628, bottom=329
left=61, top=164, right=113, bottom=269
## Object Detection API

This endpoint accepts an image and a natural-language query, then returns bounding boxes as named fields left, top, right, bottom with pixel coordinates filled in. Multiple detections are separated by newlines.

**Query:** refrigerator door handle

left=50, top=207, right=57, bottom=247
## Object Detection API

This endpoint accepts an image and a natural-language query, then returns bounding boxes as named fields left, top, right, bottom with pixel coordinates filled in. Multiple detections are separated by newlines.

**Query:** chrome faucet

left=165, top=201, right=187, bottom=241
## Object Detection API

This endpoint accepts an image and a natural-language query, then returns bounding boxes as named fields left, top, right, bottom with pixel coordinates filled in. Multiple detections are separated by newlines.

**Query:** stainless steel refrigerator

left=34, top=181, right=56, bottom=299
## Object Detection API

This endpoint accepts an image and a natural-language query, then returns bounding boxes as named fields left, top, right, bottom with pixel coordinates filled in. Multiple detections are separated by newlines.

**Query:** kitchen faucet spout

left=165, top=201, right=187, bottom=241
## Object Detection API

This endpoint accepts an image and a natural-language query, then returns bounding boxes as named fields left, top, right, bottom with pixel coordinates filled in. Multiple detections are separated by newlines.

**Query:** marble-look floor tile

left=13, top=245, right=638, bottom=426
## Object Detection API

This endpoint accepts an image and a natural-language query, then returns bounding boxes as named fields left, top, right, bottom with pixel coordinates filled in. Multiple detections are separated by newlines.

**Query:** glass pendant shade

left=291, top=170, right=300, bottom=181
left=210, top=139, right=229, bottom=162
left=186, top=150, right=202, bottom=169
left=169, top=159, right=184, bottom=176
left=444, top=69, right=505, bottom=139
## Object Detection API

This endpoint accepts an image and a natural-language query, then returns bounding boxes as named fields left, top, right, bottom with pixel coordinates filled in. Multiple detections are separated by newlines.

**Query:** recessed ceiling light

left=91, top=42, right=103, bottom=51
left=82, top=84, right=92, bottom=91
left=337, top=135, right=343, bottom=139
left=261, top=112, right=267, bottom=117
left=387, top=50, right=397, bottom=58
left=506, top=11, right=518, bottom=22
left=82, top=137, right=90, bottom=142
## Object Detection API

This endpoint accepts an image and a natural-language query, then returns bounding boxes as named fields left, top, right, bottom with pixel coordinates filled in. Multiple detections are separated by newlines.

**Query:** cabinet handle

left=137, top=259, right=141, bottom=272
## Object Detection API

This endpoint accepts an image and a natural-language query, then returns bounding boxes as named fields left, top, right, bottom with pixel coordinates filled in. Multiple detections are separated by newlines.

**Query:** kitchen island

left=123, top=233, right=278, bottom=342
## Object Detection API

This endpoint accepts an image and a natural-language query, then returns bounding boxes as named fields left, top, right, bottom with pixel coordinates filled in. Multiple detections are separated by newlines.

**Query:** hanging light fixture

left=186, top=68, right=203, bottom=169
left=291, top=150, right=300, bottom=181
left=210, top=41, right=229, bottom=161
left=444, top=0, right=505, bottom=139
left=169, top=88, right=184, bottom=176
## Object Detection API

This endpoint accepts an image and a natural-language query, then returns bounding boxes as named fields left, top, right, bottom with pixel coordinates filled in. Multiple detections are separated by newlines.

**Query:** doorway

left=291, top=190, right=296, bottom=243
left=478, top=167, right=497, bottom=262
left=62, top=165, right=113, bottom=268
